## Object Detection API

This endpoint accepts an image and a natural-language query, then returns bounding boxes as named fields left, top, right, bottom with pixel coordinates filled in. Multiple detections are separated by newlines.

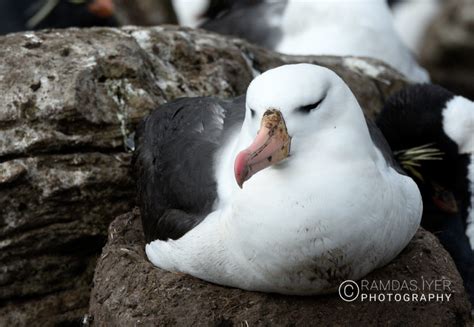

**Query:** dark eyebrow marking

left=296, top=97, right=325, bottom=114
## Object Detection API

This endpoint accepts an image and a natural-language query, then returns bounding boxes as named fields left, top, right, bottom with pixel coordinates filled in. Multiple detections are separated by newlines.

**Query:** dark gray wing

left=133, top=96, right=245, bottom=243
left=366, top=118, right=406, bottom=175
left=200, top=0, right=287, bottom=49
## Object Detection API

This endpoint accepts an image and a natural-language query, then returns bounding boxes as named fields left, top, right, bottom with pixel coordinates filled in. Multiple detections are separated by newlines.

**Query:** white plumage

left=183, top=0, right=431, bottom=82
left=391, top=0, right=441, bottom=55
left=172, top=0, right=208, bottom=27
left=442, top=96, right=474, bottom=249
left=275, top=0, right=429, bottom=82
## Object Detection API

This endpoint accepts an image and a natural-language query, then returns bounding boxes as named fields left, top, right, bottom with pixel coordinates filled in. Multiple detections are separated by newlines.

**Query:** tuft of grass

left=394, top=143, right=444, bottom=181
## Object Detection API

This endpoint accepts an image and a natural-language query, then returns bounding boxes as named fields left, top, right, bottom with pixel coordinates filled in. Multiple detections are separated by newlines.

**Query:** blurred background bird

left=0, top=0, right=117, bottom=34
left=191, top=0, right=429, bottom=82
left=377, top=84, right=474, bottom=304
left=389, top=0, right=442, bottom=56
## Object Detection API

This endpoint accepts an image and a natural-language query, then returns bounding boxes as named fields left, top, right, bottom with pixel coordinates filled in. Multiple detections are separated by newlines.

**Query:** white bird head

left=234, top=63, right=370, bottom=187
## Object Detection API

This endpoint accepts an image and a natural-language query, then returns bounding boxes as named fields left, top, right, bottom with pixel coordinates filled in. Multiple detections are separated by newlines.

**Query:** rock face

left=89, top=210, right=472, bottom=326
left=420, top=0, right=474, bottom=99
left=0, top=25, right=408, bottom=325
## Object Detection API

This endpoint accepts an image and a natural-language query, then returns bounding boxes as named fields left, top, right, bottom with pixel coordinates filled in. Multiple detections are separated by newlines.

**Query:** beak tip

left=235, top=175, right=244, bottom=189
left=234, top=151, right=249, bottom=189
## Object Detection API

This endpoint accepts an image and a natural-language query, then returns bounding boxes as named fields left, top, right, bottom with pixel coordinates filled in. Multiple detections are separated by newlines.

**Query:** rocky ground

left=89, top=210, right=472, bottom=326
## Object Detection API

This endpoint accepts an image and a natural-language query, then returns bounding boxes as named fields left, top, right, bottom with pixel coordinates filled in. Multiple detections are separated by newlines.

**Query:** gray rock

left=0, top=25, right=408, bottom=325
left=89, top=209, right=473, bottom=326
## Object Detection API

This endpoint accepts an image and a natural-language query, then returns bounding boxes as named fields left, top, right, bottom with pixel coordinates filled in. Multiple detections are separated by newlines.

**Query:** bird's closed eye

left=250, top=108, right=256, bottom=118
left=296, top=98, right=324, bottom=114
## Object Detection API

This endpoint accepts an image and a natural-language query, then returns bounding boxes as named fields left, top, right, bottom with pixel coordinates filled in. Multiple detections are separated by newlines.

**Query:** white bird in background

left=390, top=0, right=442, bottom=56
left=172, top=0, right=208, bottom=27
left=173, top=0, right=430, bottom=83
left=274, top=0, right=429, bottom=82
left=134, top=64, right=422, bottom=294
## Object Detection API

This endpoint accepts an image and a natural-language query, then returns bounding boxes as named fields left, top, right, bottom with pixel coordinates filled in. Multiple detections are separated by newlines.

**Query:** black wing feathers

left=365, top=118, right=406, bottom=175
left=201, top=0, right=287, bottom=49
left=134, top=96, right=245, bottom=243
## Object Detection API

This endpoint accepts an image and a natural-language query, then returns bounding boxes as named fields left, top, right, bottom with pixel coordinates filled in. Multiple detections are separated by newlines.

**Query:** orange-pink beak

left=234, top=109, right=291, bottom=188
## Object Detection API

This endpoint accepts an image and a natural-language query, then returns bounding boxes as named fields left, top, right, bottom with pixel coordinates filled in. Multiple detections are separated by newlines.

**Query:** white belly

left=146, top=160, right=422, bottom=295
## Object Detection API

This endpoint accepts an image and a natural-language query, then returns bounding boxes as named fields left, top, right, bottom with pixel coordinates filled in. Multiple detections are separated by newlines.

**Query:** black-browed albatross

left=199, top=0, right=429, bottom=83
left=134, top=64, right=422, bottom=294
